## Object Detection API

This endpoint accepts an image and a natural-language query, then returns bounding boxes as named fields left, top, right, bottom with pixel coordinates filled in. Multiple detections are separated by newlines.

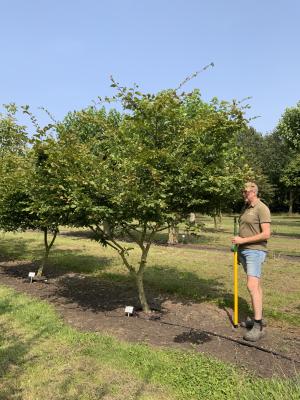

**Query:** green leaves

left=276, top=101, right=300, bottom=150
left=0, top=83, right=252, bottom=309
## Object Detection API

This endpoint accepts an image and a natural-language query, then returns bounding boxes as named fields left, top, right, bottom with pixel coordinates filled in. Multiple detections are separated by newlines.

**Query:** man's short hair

left=244, top=182, right=258, bottom=194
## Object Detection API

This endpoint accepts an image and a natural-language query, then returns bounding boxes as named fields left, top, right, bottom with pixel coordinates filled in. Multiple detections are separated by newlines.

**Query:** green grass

left=175, top=214, right=300, bottom=257
left=0, top=286, right=299, bottom=400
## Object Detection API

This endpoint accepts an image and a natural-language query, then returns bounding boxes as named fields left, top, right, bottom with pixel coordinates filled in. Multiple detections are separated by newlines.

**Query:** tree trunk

left=189, top=212, right=196, bottom=225
left=36, top=227, right=58, bottom=277
left=168, top=224, right=179, bottom=245
left=135, top=245, right=151, bottom=313
left=213, top=208, right=222, bottom=229
left=101, top=227, right=154, bottom=314
left=288, top=190, right=293, bottom=215
left=37, top=248, right=50, bottom=277
left=213, top=215, right=218, bottom=229
left=135, top=271, right=150, bottom=313
left=218, top=210, right=222, bottom=226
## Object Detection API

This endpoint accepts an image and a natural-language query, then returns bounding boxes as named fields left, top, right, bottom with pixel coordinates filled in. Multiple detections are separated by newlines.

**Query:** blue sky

left=1, top=0, right=300, bottom=134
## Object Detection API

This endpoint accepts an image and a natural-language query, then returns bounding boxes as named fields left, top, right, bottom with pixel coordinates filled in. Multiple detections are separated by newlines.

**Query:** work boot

left=243, top=321, right=265, bottom=342
left=240, top=317, right=267, bottom=329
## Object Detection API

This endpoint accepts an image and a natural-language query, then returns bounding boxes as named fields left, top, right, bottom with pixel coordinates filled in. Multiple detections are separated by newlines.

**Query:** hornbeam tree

left=55, top=83, right=251, bottom=312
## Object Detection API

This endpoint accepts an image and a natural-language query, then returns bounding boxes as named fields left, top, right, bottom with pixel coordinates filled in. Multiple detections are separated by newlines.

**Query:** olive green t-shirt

left=239, top=199, right=271, bottom=251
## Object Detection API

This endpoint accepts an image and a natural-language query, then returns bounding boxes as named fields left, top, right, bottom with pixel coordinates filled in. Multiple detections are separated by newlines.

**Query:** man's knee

left=247, top=277, right=260, bottom=294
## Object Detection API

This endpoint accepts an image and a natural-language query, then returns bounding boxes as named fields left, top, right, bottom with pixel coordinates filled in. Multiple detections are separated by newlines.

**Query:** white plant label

left=125, top=306, right=134, bottom=315
left=28, top=272, right=35, bottom=283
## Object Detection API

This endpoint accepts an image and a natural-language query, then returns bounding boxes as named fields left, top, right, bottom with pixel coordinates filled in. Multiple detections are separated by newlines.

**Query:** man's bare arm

left=232, top=223, right=271, bottom=245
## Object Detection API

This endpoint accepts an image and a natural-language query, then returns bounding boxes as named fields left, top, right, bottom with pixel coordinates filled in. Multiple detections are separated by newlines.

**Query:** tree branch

left=175, top=63, right=214, bottom=92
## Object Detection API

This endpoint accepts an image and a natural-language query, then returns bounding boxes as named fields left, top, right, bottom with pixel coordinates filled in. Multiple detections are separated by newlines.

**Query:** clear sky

left=1, top=0, right=300, bottom=134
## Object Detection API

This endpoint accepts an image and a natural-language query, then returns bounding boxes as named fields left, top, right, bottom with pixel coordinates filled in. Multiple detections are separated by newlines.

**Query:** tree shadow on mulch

left=53, top=265, right=251, bottom=324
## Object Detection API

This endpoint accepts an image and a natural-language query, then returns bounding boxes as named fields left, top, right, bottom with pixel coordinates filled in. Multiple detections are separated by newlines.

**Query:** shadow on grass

left=217, top=294, right=251, bottom=325
left=131, top=365, right=158, bottom=400
left=0, top=256, right=112, bottom=281
left=0, top=236, right=37, bottom=261
left=0, top=236, right=112, bottom=278
left=0, top=322, right=28, bottom=399
left=0, top=296, right=55, bottom=399
left=0, top=296, right=111, bottom=400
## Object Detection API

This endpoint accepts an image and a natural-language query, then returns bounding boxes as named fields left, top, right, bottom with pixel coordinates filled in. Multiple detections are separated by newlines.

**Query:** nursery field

left=0, top=215, right=299, bottom=399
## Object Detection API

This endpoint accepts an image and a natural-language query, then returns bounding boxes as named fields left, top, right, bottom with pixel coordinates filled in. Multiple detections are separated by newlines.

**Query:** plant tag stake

left=125, top=306, right=134, bottom=316
left=28, top=272, right=35, bottom=284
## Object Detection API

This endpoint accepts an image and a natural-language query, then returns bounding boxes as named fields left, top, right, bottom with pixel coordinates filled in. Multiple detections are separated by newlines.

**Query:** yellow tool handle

left=233, top=250, right=238, bottom=327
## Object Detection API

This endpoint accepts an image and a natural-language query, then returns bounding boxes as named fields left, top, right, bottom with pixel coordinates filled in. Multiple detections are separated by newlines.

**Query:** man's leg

left=247, top=275, right=262, bottom=320
left=242, top=250, right=266, bottom=341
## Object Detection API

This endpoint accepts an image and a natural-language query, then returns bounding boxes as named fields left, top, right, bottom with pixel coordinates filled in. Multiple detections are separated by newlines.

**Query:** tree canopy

left=4, top=84, right=297, bottom=310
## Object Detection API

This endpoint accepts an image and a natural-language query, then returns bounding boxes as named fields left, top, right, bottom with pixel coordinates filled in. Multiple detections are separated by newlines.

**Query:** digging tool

left=233, top=216, right=239, bottom=327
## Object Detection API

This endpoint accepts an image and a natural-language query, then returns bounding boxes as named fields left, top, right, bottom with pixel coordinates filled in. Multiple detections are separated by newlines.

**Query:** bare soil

left=0, top=259, right=299, bottom=379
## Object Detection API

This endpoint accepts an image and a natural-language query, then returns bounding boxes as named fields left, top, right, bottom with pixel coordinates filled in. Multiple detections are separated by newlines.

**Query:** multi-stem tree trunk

left=118, top=242, right=151, bottom=313
left=135, top=246, right=151, bottom=313
left=36, top=227, right=58, bottom=276
left=91, top=224, right=161, bottom=313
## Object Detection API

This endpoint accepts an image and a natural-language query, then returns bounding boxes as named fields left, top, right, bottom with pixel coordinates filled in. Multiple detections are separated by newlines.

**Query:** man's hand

left=232, top=236, right=245, bottom=245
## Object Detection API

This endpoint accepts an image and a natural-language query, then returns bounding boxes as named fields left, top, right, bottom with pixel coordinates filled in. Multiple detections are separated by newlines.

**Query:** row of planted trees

left=2, top=81, right=290, bottom=312
left=236, top=102, right=300, bottom=214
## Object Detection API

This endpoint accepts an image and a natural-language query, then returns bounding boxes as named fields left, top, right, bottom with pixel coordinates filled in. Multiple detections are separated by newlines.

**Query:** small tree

left=0, top=106, right=75, bottom=276
left=276, top=101, right=300, bottom=151
left=56, top=84, right=250, bottom=312
left=0, top=141, right=62, bottom=276
left=236, top=127, right=275, bottom=204
left=280, top=154, right=300, bottom=214
left=275, top=102, right=300, bottom=212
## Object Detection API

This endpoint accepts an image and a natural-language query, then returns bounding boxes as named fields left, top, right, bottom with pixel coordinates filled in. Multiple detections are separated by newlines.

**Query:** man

left=232, top=182, right=271, bottom=342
